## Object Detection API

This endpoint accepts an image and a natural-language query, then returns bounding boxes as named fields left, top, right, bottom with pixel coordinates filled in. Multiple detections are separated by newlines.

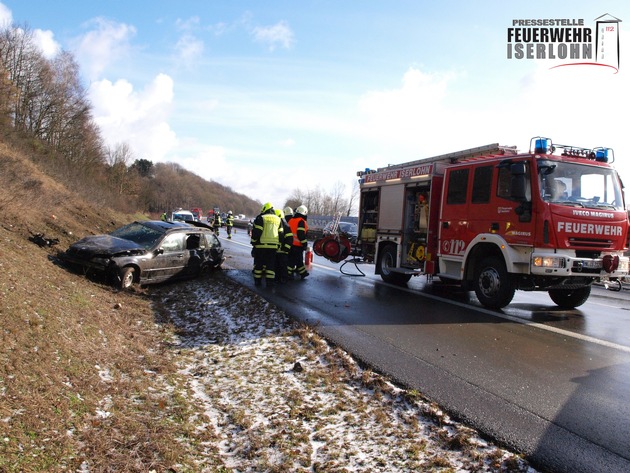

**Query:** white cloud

left=0, top=2, right=12, bottom=26
left=252, top=21, right=294, bottom=51
left=73, top=17, right=136, bottom=80
left=33, top=29, right=60, bottom=59
left=0, top=3, right=58, bottom=59
left=279, top=138, right=295, bottom=148
left=356, top=67, right=456, bottom=152
left=175, top=16, right=201, bottom=31
left=89, top=73, right=176, bottom=162
left=174, top=33, right=204, bottom=66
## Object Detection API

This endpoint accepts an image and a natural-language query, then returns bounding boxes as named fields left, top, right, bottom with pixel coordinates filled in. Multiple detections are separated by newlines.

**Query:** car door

left=184, top=232, right=203, bottom=275
left=153, top=232, right=188, bottom=281
left=202, top=231, right=223, bottom=267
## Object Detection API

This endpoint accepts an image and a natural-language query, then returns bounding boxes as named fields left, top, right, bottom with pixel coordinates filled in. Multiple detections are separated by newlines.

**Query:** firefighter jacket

left=289, top=216, right=308, bottom=248
left=278, top=218, right=293, bottom=254
left=251, top=212, right=282, bottom=249
left=226, top=214, right=234, bottom=227
left=213, top=215, right=222, bottom=228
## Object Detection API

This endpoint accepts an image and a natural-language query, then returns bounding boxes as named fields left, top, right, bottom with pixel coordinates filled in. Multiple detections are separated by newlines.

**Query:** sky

left=2, top=1, right=630, bottom=211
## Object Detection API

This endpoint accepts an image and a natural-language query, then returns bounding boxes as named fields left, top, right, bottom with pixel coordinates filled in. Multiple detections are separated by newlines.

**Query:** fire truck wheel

left=473, top=256, right=515, bottom=309
left=379, top=244, right=412, bottom=285
left=548, top=286, right=591, bottom=308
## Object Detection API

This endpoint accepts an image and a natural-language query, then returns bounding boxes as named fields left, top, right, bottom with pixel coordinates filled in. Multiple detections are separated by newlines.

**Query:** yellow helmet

left=261, top=202, right=273, bottom=213
left=275, top=209, right=285, bottom=219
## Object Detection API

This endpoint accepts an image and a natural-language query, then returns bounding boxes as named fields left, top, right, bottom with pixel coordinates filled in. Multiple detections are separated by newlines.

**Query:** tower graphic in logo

left=595, top=14, right=622, bottom=71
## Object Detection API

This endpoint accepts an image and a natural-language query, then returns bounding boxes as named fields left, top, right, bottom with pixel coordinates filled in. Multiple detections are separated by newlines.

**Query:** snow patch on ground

left=156, top=273, right=537, bottom=472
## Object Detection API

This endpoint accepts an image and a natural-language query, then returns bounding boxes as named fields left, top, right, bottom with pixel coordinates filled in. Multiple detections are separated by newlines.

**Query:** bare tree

left=107, top=142, right=135, bottom=195
left=284, top=180, right=357, bottom=216
left=346, top=180, right=359, bottom=216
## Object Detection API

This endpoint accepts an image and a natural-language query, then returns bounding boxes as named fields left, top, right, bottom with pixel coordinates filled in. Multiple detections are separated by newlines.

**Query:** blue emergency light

left=593, top=147, right=611, bottom=163
left=534, top=137, right=551, bottom=154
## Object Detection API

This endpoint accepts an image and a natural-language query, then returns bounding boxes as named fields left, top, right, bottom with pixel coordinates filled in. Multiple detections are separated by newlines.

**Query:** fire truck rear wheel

left=473, top=256, right=515, bottom=309
left=548, top=286, right=591, bottom=308
left=379, top=244, right=412, bottom=285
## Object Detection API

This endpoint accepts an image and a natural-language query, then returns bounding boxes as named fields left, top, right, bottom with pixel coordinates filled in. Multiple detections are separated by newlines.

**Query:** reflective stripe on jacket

left=289, top=216, right=308, bottom=247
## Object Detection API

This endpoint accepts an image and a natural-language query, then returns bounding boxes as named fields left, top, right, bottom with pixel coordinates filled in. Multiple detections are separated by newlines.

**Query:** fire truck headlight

left=533, top=256, right=566, bottom=268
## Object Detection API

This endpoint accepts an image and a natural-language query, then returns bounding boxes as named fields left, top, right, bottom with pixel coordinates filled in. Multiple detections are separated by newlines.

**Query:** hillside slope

left=0, top=142, right=213, bottom=470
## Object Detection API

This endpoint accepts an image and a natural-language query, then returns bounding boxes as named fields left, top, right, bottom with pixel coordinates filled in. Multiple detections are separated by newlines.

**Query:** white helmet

left=296, top=205, right=308, bottom=215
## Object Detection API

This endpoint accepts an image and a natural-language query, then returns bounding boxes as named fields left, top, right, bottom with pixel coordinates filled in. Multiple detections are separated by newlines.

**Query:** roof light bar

left=530, top=137, right=614, bottom=163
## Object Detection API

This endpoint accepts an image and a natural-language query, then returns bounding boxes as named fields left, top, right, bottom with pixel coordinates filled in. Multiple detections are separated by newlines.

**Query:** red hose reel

left=313, top=235, right=352, bottom=263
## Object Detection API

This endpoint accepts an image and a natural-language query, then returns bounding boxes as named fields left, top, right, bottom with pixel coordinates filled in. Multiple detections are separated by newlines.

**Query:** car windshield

left=339, top=222, right=357, bottom=233
left=110, top=222, right=163, bottom=249
left=538, top=160, right=624, bottom=210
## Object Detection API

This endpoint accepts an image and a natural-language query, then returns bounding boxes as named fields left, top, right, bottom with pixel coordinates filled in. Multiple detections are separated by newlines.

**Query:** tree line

left=0, top=23, right=357, bottom=218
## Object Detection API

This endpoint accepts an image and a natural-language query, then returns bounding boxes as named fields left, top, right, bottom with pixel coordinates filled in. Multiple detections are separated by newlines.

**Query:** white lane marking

left=382, top=280, right=630, bottom=354
left=222, top=238, right=630, bottom=354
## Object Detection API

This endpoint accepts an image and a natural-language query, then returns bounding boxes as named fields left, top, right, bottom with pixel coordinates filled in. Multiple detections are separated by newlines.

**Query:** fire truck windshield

left=538, top=160, right=624, bottom=210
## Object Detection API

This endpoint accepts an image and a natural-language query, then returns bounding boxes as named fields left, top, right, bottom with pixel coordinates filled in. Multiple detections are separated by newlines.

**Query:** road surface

left=218, top=228, right=630, bottom=473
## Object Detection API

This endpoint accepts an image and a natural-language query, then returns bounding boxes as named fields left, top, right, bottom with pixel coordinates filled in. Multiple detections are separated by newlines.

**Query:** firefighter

left=160, top=212, right=167, bottom=222
left=251, top=202, right=282, bottom=286
left=288, top=205, right=309, bottom=279
left=284, top=206, right=293, bottom=223
left=212, top=212, right=222, bottom=235
left=225, top=211, right=234, bottom=239
left=274, top=208, right=293, bottom=283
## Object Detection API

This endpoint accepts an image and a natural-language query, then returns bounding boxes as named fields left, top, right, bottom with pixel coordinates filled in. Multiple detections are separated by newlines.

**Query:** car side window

left=161, top=233, right=185, bottom=252
left=186, top=234, right=201, bottom=250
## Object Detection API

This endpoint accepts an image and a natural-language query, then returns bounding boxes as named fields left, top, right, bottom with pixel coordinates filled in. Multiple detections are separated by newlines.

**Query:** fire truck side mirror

left=510, top=163, right=528, bottom=202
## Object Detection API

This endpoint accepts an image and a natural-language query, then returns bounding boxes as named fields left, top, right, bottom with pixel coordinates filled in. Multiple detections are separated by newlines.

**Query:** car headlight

left=533, top=256, right=566, bottom=268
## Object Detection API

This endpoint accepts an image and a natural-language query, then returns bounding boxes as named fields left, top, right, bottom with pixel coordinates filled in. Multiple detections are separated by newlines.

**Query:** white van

left=171, top=210, right=195, bottom=222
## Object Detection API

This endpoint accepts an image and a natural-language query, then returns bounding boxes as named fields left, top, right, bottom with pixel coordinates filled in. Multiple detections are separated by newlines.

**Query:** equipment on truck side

left=321, top=137, right=630, bottom=310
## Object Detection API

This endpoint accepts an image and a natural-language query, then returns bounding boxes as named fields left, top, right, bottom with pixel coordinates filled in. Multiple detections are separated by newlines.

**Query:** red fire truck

left=190, top=207, right=203, bottom=221
left=353, top=137, right=630, bottom=309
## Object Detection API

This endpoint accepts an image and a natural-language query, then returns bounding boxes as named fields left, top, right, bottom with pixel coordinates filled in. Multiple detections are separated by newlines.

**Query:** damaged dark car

left=63, top=220, right=225, bottom=289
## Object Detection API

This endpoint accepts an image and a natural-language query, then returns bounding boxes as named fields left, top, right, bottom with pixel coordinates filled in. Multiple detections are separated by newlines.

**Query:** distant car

left=323, top=221, right=358, bottom=245
left=172, top=210, right=195, bottom=222
left=63, top=220, right=224, bottom=289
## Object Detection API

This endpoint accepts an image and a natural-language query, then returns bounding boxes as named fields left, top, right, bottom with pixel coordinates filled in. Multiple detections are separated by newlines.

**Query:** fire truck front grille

left=568, top=237, right=613, bottom=249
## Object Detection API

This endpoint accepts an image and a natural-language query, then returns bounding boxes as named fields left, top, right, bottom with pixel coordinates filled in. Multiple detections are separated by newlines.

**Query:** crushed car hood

left=70, top=235, right=146, bottom=256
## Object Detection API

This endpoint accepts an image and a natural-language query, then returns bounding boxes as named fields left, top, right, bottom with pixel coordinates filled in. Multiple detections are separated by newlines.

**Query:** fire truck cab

left=356, top=138, right=630, bottom=309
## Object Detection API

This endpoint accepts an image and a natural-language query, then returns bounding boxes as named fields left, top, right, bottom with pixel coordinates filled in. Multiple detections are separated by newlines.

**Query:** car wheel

left=473, top=256, right=515, bottom=309
left=119, top=267, right=136, bottom=290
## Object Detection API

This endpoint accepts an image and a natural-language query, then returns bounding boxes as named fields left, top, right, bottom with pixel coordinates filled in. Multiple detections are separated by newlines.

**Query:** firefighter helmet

left=228, top=210, right=233, bottom=215
left=261, top=202, right=273, bottom=213
left=275, top=209, right=285, bottom=219
left=296, top=205, right=308, bottom=215
left=283, top=206, right=293, bottom=216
